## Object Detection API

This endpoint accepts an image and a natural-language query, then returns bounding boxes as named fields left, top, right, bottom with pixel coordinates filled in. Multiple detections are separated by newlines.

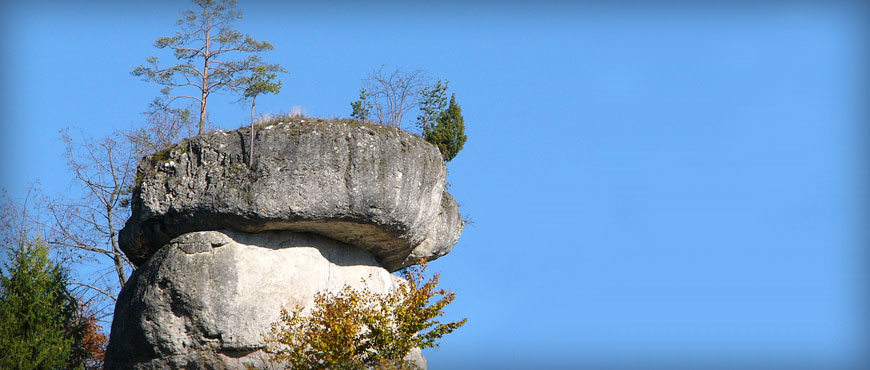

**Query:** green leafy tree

left=239, top=64, right=284, bottom=167
left=132, top=0, right=282, bottom=135
left=265, top=262, right=466, bottom=369
left=0, top=238, right=76, bottom=370
left=350, top=88, right=374, bottom=123
left=424, top=94, right=467, bottom=162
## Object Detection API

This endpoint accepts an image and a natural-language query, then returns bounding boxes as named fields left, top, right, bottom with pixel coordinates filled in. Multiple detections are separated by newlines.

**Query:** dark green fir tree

left=0, top=238, right=78, bottom=370
left=424, top=93, right=467, bottom=162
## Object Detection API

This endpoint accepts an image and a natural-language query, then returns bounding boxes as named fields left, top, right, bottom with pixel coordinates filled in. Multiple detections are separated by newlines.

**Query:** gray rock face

left=119, top=119, right=464, bottom=271
left=105, top=230, right=427, bottom=369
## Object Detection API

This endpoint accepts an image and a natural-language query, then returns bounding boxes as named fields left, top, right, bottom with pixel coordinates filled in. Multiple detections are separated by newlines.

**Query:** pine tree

left=417, top=79, right=449, bottom=133
left=424, top=94, right=467, bottom=162
left=351, top=88, right=374, bottom=123
left=0, top=239, right=77, bottom=370
left=239, top=64, right=284, bottom=167
left=132, top=0, right=283, bottom=135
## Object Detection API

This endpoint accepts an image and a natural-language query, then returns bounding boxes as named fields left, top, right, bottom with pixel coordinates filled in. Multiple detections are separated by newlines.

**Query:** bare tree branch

left=47, top=128, right=145, bottom=318
left=361, top=66, right=429, bottom=128
left=69, top=281, right=118, bottom=301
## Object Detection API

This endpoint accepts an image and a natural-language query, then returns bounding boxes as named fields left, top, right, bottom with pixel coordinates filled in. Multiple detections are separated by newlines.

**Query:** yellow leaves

left=264, top=261, right=466, bottom=369
left=266, top=288, right=371, bottom=369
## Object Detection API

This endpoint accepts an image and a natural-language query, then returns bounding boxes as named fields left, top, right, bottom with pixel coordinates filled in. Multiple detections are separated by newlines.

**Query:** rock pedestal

left=105, top=120, right=462, bottom=369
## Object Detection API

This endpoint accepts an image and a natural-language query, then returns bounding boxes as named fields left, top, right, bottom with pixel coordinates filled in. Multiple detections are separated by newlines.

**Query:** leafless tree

left=34, top=130, right=140, bottom=316
left=362, top=66, right=429, bottom=128
left=3, top=114, right=189, bottom=322
left=0, top=185, right=115, bottom=322
left=0, top=185, right=48, bottom=252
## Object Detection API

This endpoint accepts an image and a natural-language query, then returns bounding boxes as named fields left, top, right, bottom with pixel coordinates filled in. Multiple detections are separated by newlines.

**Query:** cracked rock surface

left=119, top=119, right=464, bottom=271
left=104, top=230, right=427, bottom=369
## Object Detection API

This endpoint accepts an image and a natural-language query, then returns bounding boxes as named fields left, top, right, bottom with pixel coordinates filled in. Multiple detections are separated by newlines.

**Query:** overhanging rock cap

left=119, top=119, right=464, bottom=272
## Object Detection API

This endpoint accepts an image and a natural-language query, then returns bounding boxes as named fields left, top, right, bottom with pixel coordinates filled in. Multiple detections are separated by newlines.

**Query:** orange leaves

left=76, top=312, right=107, bottom=369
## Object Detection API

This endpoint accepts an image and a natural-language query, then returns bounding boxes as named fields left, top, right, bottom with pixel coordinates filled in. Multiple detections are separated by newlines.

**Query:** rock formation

left=105, top=119, right=464, bottom=369
left=119, top=118, right=463, bottom=272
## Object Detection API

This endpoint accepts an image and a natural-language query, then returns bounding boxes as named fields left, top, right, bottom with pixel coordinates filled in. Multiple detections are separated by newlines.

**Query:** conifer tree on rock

left=132, top=0, right=283, bottom=135
left=239, top=64, right=284, bottom=167
left=351, top=88, right=374, bottom=123
left=417, top=79, right=449, bottom=134
left=424, top=94, right=467, bottom=162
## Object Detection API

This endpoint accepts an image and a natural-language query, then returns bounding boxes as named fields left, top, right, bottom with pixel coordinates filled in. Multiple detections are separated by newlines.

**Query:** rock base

left=105, top=230, right=426, bottom=369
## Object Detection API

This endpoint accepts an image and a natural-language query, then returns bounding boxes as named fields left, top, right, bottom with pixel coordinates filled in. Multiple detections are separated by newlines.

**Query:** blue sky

left=1, top=1, right=867, bottom=369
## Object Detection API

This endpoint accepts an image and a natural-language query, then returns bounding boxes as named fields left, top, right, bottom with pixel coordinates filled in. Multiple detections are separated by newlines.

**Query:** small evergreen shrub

left=424, top=94, right=467, bottom=162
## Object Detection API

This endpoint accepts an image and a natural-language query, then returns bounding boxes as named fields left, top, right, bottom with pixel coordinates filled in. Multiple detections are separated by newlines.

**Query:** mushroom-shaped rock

left=119, top=119, right=464, bottom=271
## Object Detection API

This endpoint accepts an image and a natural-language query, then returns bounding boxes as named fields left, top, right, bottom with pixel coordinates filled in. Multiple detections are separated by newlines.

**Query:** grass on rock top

left=249, top=114, right=409, bottom=136
left=140, top=115, right=433, bottom=176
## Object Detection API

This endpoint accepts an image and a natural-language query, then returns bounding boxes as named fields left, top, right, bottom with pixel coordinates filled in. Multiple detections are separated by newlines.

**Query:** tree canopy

left=132, top=0, right=284, bottom=135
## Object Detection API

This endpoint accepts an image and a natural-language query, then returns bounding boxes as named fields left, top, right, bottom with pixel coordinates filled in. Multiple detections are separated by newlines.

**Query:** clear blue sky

left=1, top=1, right=866, bottom=369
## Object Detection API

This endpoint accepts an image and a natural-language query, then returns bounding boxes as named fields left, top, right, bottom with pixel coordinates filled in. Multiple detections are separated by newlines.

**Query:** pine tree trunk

left=249, top=97, right=256, bottom=167
left=198, top=100, right=207, bottom=136
left=200, top=25, right=211, bottom=136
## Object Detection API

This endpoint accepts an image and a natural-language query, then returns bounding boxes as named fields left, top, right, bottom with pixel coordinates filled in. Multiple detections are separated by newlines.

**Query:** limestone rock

left=104, top=230, right=427, bottom=369
left=119, top=119, right=464, bottom=271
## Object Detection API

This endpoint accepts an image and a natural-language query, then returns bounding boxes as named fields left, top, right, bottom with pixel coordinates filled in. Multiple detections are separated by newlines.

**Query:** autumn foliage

left=73, top=312, right=107, bottom=369
left=265, top=262, right=466, bottom=369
